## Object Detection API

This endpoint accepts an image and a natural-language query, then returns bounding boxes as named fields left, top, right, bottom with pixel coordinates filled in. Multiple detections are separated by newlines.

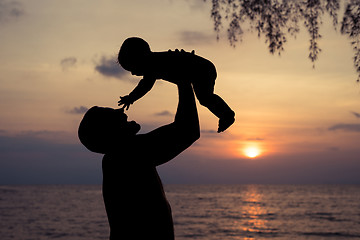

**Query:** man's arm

left=134, top=82, right=200, bottom=166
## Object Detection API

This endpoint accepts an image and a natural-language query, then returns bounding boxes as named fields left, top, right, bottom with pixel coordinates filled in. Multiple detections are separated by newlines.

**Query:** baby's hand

left=118, top=95, right=133, bottom=110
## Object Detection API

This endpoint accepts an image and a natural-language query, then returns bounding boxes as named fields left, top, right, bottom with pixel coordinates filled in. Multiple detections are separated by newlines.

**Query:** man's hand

left=118, top=95, right=133, bottom=110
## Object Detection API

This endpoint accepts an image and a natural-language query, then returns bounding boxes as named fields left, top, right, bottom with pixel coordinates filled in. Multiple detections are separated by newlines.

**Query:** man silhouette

left=78, top=81, right=200, bottom=239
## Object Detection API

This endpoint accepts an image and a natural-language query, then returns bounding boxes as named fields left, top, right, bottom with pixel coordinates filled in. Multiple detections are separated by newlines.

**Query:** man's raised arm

left=135, top=82, right=200, bottom=166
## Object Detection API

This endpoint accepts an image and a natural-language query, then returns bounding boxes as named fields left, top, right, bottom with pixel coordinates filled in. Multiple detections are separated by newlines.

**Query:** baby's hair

left=118, top=37, right=151, bottom=70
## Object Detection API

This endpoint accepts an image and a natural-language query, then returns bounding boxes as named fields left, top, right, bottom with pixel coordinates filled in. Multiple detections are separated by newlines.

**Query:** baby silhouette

left=118, top=37, right=235, bottom=133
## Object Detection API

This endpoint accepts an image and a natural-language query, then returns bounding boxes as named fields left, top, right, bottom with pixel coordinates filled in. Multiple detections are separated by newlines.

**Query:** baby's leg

left=193, top=84, right=235, bottom=132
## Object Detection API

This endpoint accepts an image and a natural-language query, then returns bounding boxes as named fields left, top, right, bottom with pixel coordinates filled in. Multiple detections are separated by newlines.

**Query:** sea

left=1, top=185, right=360, bottom=240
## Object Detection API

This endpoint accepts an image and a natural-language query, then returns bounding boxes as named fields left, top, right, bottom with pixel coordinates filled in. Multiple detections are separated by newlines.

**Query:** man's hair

left=78, top=106, right=114, bottom=154
left=118, top=37, right=151, bottom=71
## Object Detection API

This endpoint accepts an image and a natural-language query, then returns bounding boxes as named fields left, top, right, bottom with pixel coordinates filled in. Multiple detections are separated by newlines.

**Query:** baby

left=117, top=37, right=235, bottom=132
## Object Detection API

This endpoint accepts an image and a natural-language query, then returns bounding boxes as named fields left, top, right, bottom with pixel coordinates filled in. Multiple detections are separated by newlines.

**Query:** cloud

left=94, top=55, right=128, bottom=80
left=200, top=129, right=238, bottom=139
left=0, top=0, right=25, bottom=23
left=13, top=130, right=73, bottom=143
left=66, top=106, right=88, bottom=115
left=327, top=146, right=340, bottom=152
left=351, top=111, right=360, bottom=118
left=179, top=31, right=215, bottom=46
left=154, top=110, right=172, bottom=116
left=60, top=57, right=77, bottom=71
left=201, top=129, right=217, bottom=134
left=328, top=123, right=360, bottom=132
left=246, top=137, right=265, bottom=141
left=199, top=129, right=218, bottom=138
left=328, top=112, right=360, bottom=132
left=185, top=0, right=208, bottom=11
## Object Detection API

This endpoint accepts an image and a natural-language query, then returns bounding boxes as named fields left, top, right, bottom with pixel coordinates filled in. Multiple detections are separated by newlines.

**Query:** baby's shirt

left=144, top=49, right=213, bottom=84
left=127, top=49, right=216, bottom=104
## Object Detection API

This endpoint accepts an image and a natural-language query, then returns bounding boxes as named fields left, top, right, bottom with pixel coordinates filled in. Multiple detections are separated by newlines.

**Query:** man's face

left=113, top=108, right=141, bottom=135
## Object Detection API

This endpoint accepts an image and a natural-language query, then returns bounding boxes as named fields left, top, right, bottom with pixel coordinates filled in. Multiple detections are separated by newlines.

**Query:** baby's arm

left=118, top=77, right=156, bottom=110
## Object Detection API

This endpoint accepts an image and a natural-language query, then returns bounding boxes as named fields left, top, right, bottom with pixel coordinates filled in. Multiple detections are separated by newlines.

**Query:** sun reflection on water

left=242, top=186, right=267, bottom=234
left=231, top=185, right=277, bottom=239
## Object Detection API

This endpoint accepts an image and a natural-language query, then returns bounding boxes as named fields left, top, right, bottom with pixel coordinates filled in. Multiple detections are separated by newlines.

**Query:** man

left=78, top=81, right=200, bottom=239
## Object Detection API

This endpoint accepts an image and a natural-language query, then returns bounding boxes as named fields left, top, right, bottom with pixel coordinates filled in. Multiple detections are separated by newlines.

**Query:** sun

left=244, top=146, right=261, bottom=158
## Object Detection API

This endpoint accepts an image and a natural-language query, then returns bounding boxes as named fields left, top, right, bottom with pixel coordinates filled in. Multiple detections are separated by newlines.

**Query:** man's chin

left=135, top=124, right=141, bottom=134
left=129, top=121, right=141, bottom=134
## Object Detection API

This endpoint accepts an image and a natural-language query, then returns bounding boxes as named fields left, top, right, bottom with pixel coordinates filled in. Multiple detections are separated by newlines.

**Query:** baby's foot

left=218, top=113, right=235, bottom=133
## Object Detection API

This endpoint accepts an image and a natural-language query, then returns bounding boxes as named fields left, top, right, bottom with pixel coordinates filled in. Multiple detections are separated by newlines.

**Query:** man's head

left=78, top=106, right=141, bottom=154
left=118, top=37, right=151, bottom=76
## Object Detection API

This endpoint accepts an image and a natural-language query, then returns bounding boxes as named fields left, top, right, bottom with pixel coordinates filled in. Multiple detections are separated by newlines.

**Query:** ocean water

left=1, top=185, right=360, bottom=240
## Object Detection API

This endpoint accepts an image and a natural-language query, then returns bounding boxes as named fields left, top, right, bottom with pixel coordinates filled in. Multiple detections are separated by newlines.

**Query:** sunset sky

left=1, top=0, right=359, bottom=184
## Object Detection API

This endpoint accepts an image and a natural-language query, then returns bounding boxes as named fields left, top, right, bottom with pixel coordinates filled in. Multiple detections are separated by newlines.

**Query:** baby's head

left=118, top=37, right=151, bottom=76
left=78, top=106, right=140, bottom=154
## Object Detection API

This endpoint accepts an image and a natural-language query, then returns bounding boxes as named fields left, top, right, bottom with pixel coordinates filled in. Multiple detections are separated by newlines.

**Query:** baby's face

left=126, top=56, right=148, bottom=76
left=129, top=63, right=145, bottom=76
left=131, top=69, right=144, bottom=76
